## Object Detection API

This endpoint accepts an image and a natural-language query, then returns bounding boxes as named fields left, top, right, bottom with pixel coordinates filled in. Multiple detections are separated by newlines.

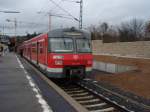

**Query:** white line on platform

left=16, top=55, right=24, bottom=69
left=16, top=55, right=52, bottom=112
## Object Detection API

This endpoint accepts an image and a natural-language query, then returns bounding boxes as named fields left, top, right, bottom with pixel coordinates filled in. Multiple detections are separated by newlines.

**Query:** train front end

left=47, top=28, right=93, bottom=79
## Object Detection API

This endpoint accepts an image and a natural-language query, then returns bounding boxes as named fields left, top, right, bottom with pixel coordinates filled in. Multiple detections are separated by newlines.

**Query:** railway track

left=53, top=80, right=126, bottom=112
left=78, top=79, right=150, bottom=112
left=63, top=86, right=121, bottom=112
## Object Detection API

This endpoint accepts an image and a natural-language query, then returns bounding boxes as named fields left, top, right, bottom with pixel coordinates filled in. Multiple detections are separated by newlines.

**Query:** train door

left=29, top=44, right=31, bottom=60
left=40, top=40, right=45, bottom=65
left=45, top=38, right=48, bottom=66
left=38, top=39, right=46, bottom=70
left=36, top=42, right=39, bottom=64
left=20, top=48, right=23, bottom=57
left=31, top=42, right=37, bottom=63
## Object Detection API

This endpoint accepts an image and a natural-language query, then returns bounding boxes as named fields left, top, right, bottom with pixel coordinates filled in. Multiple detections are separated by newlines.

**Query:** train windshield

left=49, top=38, right=73, bottom=52
left=76, top=39, right=91, bottom=53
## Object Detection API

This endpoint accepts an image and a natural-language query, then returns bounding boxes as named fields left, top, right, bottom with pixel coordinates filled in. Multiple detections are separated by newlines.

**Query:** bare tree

left=118, top=19, right=145, bottom=42
left=144, top=21, right=150, bottom=39
left=100, top=22, right=109, bottom=34
left=97, top=22, right=119, bottom=43
left=88, top=19, right=148, bottom=42
left=97, top=22, right=109, bottom=36
left=88, top=25, right=100, bottom=40
left=96, top=22, right=109, bottom=42
left=129, top=19, right=145, bottom=40
left=118, top=22, right=133, bottom=42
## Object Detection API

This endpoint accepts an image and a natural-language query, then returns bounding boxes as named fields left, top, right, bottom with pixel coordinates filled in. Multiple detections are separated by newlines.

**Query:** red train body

left=19, top=28, right=93, bottom=79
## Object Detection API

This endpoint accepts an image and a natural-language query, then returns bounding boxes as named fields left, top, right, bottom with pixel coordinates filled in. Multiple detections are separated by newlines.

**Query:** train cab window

left=49, top=38, right=73, bottom=53
left=76, top=39, right=91, bottom=53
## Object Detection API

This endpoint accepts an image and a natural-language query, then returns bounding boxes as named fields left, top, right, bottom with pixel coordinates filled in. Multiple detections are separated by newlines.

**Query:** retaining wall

left=92, top=40, right=150, bottom=58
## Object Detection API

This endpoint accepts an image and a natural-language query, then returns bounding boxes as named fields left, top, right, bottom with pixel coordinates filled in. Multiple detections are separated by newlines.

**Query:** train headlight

left=53, top=55, right=64, bottom=59
left=55, top=60, right=63, bottom=65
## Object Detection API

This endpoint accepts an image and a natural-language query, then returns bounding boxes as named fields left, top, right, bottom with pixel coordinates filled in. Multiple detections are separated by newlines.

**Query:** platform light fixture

left=0, top=10, right=20, bottom=13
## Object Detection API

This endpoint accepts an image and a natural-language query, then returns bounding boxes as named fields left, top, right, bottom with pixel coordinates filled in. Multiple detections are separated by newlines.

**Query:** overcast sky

left=0, top=0, right=150, bottom=36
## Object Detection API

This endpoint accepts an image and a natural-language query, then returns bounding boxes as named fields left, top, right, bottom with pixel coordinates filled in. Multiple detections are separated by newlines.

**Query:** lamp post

left=79, top=0, right=83, bottom=29
left=0, top=10, right=20, bottom=36
left=6, top=18, right=18, bottom=51
left=0, top=10, right=20, bottom=50
left=6, top=18, right=17, bottom=37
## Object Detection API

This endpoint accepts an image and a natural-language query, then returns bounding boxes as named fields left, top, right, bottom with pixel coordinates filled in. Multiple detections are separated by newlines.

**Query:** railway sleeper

left=63, top=87, right=82, bottom=91
left=79, top=99, right=100, bottom=104
left=68, top=91, right=88, bottom=94
left=70, top=92, right=89, bottom=97
left=87, top=104, right=112, bottom=111
left=81, top=101, right=105, bottom=106
left=85, top=102, right=107, bottom=108
left=66, top=89, right=86, bottom=93
left=74, top=95, right=94, bottom=100
left=90, top=107, right=115, bottom=112
left=76, top=97, right=99, bottom=102
left=71, top=93, right=91, bottom=98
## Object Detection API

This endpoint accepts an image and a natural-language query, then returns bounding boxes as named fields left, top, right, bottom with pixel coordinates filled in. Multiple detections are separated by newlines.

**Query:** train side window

left=32, top=43, right=36, bottom=53
left=39, top=42, right=43, bottom=54
left=32, top=48, right=36, bottom=53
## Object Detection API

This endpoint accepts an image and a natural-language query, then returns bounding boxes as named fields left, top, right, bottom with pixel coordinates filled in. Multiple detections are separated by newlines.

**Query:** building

left=0, top=35, right=10, bottom=45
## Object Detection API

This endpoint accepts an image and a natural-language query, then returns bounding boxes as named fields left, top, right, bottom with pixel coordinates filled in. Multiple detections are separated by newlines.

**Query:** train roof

left=21, top=27, right=91, bottom=46
left=48, top=27, right=91, bottom=39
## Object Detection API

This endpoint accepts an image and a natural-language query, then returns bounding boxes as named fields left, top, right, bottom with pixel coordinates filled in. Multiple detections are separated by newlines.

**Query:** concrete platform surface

left=0, top=53, right=51, bottom=112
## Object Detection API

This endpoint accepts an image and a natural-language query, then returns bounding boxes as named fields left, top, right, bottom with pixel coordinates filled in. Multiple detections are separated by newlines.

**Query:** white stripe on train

left=29, top=58, right=92, bottom=73
left=86, top=67, right=92, bottom=72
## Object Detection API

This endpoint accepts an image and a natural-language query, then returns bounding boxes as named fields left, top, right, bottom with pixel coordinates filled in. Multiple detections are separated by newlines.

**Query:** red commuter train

left=19, top=27, right=93, bottom=79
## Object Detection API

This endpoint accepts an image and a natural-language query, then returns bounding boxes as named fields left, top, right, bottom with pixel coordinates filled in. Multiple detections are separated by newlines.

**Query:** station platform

left=0, top=53, right=77, bottom=112
left=0, top=53, right=50, bottom=112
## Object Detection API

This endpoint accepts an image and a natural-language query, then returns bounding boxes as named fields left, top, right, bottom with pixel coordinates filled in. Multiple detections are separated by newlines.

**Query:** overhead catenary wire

left=37, top=11, right=78, bottom=31
left=0, top=25, right=13, bottom=29
left=37, top=0, right=73, bottom=31
left=48, top=0, right=79, bottom=22
left=62, top=0, right=83, bottom=29
left=37, top=11, right=75, bottom=20
left=49, top=0, right=63, bottom=13
left=6, top=19, right=47, bottom=28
